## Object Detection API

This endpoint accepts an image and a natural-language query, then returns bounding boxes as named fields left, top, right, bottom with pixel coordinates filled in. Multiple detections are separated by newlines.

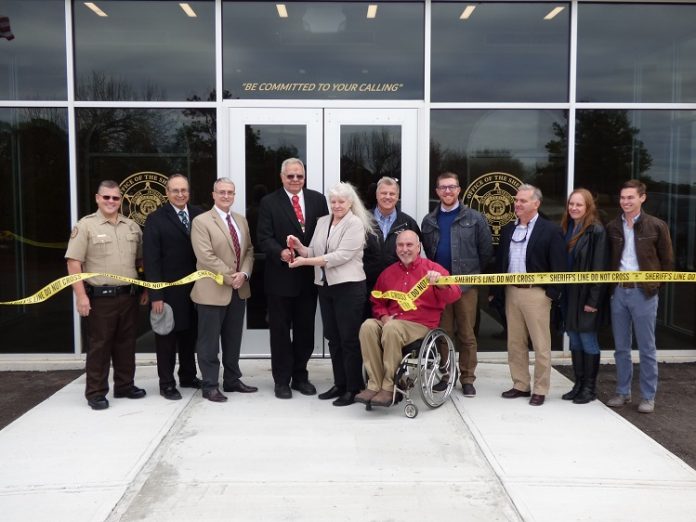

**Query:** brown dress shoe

left=529, top=394, right=545, bottom=406
left=501, top=388, right=531, bottom=399
left=202, top=388, right=228, bottom=402
left=355, top=389, right=378, bottom=404
left=370, top=389, right=394, bottom=407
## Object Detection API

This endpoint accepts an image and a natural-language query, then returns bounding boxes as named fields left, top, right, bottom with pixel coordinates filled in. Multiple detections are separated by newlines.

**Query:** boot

left=574, top=353, right=600, bottom=404
left=562, top=350, right=584, bottom=400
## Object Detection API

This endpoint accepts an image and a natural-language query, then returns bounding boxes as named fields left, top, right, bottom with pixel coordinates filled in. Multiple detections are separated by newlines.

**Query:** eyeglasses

left=511, top=227, right=529, bottom=243
left=98, top=194, right=121, bottom=202
left=168, top=188, right=189, bottom=195
left=215, top=190, right=235, bottom=197
left=436, top=185, right=459, bottom=192
left=285, top=174, right=305, bottom=180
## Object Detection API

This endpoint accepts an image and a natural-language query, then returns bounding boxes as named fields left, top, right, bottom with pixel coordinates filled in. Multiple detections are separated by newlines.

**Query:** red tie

left=226, top=214, right=242, bottom=263
left=291, top=195, right=305, bottom=230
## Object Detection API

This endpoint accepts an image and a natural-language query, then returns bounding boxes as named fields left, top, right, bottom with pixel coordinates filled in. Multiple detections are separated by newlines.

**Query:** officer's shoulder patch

left=70, top=226, right=79, bottom=239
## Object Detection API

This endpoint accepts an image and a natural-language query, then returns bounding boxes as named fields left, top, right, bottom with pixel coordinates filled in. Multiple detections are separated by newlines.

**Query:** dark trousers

left=267, top=292, right=317, bottom=386
left=318, top=281, right=366, bottom=392
left=195, top=293, right=245, bottom=391
left=155, top=327, right=197, bottom=388
left=84, top=293, right=138, bottom=399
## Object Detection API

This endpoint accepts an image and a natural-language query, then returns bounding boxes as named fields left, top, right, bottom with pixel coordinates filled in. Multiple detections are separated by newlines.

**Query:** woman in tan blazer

left=288, top=182, right=375, bottom=406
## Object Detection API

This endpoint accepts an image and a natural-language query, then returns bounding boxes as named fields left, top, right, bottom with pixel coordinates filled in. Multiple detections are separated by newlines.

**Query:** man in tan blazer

left=191, top=178, right=256, bottom=402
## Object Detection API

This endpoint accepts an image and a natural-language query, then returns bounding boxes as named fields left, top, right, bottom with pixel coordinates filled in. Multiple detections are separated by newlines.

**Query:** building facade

left=1, top=0, right=694, bottom=358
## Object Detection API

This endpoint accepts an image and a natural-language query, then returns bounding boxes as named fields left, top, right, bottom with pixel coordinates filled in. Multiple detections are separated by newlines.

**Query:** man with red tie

left=190, top=178, right=256, bottom=402
left=257, top=158, right=329, bottom=399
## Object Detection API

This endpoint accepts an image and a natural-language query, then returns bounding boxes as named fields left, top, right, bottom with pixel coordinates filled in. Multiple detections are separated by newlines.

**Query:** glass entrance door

left=228, top=107, right=418, bottom=356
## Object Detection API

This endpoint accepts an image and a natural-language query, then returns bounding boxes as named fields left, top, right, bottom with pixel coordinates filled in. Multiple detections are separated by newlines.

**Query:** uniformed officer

left=65, top=180, right=148, bottom=410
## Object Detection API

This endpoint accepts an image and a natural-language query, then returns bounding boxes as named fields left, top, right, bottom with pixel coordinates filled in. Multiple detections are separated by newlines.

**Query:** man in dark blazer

left=143, top=174, right=202, bottom=400
left=492, top=184, right=565, bottom=406
left=257, top=158, right=329, bottom=399
left=190, top=178, right=255, bottom=403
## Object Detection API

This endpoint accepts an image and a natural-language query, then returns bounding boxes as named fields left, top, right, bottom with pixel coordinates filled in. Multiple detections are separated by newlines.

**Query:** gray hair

left=517, top=183, right=543, bottom=203
left=376, top=176, right=400, bottom=195
left=97, top=180, right=120, bottom=192
left=214, top=177, right=235, bottom=191
left=166, top=173, right=189, bottom=189
left=280, top=158, right=305, bottom=175
left=327, top=182, right=376, bottom=237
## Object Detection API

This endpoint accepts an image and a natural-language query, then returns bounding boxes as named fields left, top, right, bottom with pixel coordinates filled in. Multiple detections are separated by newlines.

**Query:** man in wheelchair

left=357, top=230, right=461, bottom=407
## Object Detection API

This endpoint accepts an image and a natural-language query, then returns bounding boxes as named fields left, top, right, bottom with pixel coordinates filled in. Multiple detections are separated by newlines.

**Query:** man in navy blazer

left=257, top=158, right=329, bottom=399
left=143, top=174, right=203, bottom=399
left=492, top=184, right=565, bottom=406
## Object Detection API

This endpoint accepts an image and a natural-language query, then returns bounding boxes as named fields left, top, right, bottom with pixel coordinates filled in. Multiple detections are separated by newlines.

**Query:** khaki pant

left=505, top=286, right=552, bottom=395
left=439, top=288, right=478, bottom=384
left=359, top=319, right=430, bottom=392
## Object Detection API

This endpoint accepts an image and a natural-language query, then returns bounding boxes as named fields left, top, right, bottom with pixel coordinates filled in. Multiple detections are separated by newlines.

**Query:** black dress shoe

left=87, top=396, right=109, bottom=410
left=114, top=386, right=147, bottom=399
left=160, top=386, right=182, bottom=400
left=223, top=380, right=258, bottom=393
left=202, top=388, right=228, bottom=402
left=332, top=391, right=357, bottom=407
left=501, top=388, right=531, bottom=399
left=274, top=384, right=292, bottom=399
left=180, top=377, right=202, bottom=389
left=317, top=385, right=344, bottom=400
left=529, top=394, right=545, bottom=406
left=291, top=381, right=317, bottom=396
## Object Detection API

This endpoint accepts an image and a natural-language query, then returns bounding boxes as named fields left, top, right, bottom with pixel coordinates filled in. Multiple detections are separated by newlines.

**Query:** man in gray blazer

left=190, top=178, right=255, bottom=402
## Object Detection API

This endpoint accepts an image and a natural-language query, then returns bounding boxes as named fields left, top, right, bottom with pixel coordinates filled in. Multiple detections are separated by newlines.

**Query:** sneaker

left=461, top=383, right=476, bottom=397
left=606, top=394, right=631, bottom=408
left=637, top=399, right=655, bottom=414
left=432, top=378, right=449, bottom=392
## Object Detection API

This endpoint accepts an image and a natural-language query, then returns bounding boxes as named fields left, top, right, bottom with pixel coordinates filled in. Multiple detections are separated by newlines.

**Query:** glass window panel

left=574, top=110, right=696, bottom=349
left=578, top=4, right=696, bottom=103
left=76, top=108, right=217, bottom=351
left=0, top=0, right=67, bottom=100
left=223, top=2, right=424, bottom=100
left=74, top=1, right=215, bottom=101
left=244, top=124, right=307, bottom=330
left=430, top=109, right=567, bottom=351
left=0, top=108, right=72, bottom=353
left=340, top=125, right=401, bottom=208
left=431, top=2, right=569, bottom=102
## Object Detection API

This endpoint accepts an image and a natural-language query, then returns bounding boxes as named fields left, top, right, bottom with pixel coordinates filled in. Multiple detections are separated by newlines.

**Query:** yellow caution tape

left=0, top=230, right=68, bottom=249
left=372, top=271, right=696, bottom=311
left=0, top=270, right=223, bottom=306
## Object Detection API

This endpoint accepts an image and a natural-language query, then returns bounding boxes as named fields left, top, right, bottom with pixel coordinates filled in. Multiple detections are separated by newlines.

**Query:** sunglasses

left=285, top=174, right=305, bottom=180
left=98, top=194, right=121, bottom=202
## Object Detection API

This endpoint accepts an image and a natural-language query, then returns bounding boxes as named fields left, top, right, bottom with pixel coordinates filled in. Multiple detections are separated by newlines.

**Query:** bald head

left=396, top=230, right=421, bottom=266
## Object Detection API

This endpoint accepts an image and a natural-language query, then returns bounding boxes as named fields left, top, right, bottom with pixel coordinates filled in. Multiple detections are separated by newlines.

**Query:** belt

left=86, top=284, right=134, bottom=297
left=512, top=284, right=534, bottom=289
left=618, top=282, right=637, bottom=288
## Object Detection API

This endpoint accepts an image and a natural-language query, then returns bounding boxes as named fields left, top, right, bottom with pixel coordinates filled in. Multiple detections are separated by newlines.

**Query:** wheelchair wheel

left=404, top=402, right=418, bottom=418
left=417, top=328, right=456, bottom=408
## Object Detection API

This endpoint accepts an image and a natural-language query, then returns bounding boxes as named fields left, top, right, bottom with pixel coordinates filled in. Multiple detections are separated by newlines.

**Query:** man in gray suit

left=190, top=178, right=255, bottom=402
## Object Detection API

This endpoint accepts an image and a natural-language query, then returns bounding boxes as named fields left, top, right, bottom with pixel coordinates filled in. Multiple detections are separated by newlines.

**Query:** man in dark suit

left=257, top=158, right=329, bottom=399
left=190, top=178, right=256, bottom=403
left=492, top=184, right=565, bottom=406
left=144, top=174, right=202, bottom=399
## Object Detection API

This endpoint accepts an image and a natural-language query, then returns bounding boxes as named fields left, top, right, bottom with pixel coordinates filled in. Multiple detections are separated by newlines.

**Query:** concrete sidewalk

left=1, top=361, right=695, bottom=522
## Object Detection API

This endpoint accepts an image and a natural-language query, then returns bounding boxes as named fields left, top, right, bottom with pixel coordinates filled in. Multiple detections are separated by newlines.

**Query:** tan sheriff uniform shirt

left=65, top=209, right=142, bottom=286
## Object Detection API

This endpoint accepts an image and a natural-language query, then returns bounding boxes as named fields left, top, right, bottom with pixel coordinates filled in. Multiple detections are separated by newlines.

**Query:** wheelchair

left=365, top=328, right=457, bottom=418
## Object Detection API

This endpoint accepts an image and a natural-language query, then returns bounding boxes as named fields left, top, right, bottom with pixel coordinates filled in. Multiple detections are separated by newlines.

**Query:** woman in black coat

left=560, top=188, right=609, bottom=404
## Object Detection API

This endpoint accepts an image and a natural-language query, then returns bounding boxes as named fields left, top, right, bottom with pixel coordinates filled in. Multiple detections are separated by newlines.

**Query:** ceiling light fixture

left=179, top=3, right=197, bottom=17
left=367, top=5, right=378, bottom=19
left=276, top=4, right=288, bottom=18
left=84, top=2, right=108, bottom=17
left=459, top=5, right=476, bottom=20
left=544, top=6, right=565, bottom=20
